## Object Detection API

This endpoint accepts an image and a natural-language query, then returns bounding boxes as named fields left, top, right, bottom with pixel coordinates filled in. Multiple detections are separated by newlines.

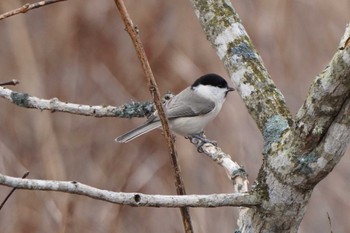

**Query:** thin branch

left=0, top=79, right=20, bottom=86
left=114, top=1, right=193, bottom=232
left=0, top=0, right=67, bottom=20
left=0, top=173, right=261, bottom=208
left=0, top=171, right=29, bottom=210
left=0, top=86, right=154, bottom=118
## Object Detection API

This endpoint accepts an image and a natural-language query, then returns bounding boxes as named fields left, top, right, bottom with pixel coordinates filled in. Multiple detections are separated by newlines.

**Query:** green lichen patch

left=293, top=152, right=318, bottom=175
left=263, top=115, right=290, bottom=155
left=114, top=101, right=154, bottom=118
left=10, top=92, right=30, bottom=107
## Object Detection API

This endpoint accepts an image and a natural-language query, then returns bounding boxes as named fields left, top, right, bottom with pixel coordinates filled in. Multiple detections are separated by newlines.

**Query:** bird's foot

left=186, top=132, right=217, bottom=153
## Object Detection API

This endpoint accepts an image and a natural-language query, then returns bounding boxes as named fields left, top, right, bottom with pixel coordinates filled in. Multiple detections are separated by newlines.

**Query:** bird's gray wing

left=165, top=88, right=215, bottom=119
left=145, top=87, right=215, bottom=122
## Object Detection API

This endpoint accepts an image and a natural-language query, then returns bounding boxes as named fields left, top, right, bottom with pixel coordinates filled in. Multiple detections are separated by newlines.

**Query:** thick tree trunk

left=189, top=0, right=350, bottom=232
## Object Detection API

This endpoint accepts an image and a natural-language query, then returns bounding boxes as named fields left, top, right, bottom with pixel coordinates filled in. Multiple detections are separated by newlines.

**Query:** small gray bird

left=115, top=73, right=234, bottom=143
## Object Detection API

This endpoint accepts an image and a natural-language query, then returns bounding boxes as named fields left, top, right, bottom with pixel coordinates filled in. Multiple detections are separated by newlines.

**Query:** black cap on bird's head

left=191, top=73, right=235, bottom=92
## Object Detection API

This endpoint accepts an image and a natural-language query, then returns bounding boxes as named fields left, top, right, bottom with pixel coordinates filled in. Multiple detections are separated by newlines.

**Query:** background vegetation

left=0, top=0, right=349, bottom=232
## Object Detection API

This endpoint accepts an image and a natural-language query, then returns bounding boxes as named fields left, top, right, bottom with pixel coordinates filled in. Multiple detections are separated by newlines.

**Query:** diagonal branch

left=189, top=0, right=292, bottom=133
left=114, top=1, right=193, bottom=232
left=304, top=96, right=350, bottom=185
left=279, top=24, right=350, bottom=186
left=0, top=0, right=67, bottom=20
left=0, top=173, right=261, bottom=208
left=188, top=137, right=248, bottom=193
left=245, top=24, right=350, bottom=195
left=264, top=24, right=350, bottom=186
left=294, top=25, right=350, bottom=153
left=0, top=171, right=29, bottom=210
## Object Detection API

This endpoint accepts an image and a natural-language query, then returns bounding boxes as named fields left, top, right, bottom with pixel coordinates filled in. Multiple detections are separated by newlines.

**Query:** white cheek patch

left=195, top=85, right=227, bottom=103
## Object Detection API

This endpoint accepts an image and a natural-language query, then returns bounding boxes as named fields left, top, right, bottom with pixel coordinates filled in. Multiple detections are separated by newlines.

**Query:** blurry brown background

left=0, top=0, right=349, bottom=232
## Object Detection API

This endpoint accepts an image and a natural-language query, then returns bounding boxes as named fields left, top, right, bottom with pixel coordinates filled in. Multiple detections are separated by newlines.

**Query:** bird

left=115, top=73, right=234, bottom=143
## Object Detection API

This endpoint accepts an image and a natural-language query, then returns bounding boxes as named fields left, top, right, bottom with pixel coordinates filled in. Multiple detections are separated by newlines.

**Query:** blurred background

left=0, top=0, right=349, bottom=232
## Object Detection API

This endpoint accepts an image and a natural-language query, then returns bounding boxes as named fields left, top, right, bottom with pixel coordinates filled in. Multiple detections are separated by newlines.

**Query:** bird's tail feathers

left=115, top=121, right=161, bottom=143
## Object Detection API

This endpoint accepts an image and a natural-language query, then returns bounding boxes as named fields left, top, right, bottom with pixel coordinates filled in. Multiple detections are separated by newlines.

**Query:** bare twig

left=114, top=1, right=193, bottom=232
left=0, top=0, right=67, bottom=20
left=0, top=79, right=20, bottom=86
left=0, top=171, right=29, bottom=210
left=327, top=212, right=334, bottom=233
left=0, top=86, right=154, bottom=118
left=0, top=173, right=261, bottom=208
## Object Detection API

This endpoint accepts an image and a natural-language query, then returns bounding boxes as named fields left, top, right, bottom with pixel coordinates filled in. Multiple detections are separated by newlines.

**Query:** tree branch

left=307, top=97, right=350, bottom=184
left=0, top=86, right=248, bottom=187
left=0, top=86, right=154, bottom=118
left=0, top=171, right=29, bottom=210
left=294, top=25, right=350, bottom=152
left=0, top=79, right=20, bottom=86
left=0, top=0, right=67, bottom=20
left=278, top=24, right=350, bottom=186
left=188, top=136, right=248, bottom=193
left=114, top=1, right=193, bottom=232
left=0, top=173, right=261, bottom=208
left=238, top=23, right=350, bottom=232
left=189, top=0, right=292, bottom=133
left=264, top=24, right=350, bottom=189
left=189, top=1, right=350, bottom=232
left=0, top=85, right=248, bottom=194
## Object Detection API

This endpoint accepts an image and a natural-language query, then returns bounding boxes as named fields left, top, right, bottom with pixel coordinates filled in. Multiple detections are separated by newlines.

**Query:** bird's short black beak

left=227, top=86, right=235, bottom=92
left=225, top=86, right=235, bottom=97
